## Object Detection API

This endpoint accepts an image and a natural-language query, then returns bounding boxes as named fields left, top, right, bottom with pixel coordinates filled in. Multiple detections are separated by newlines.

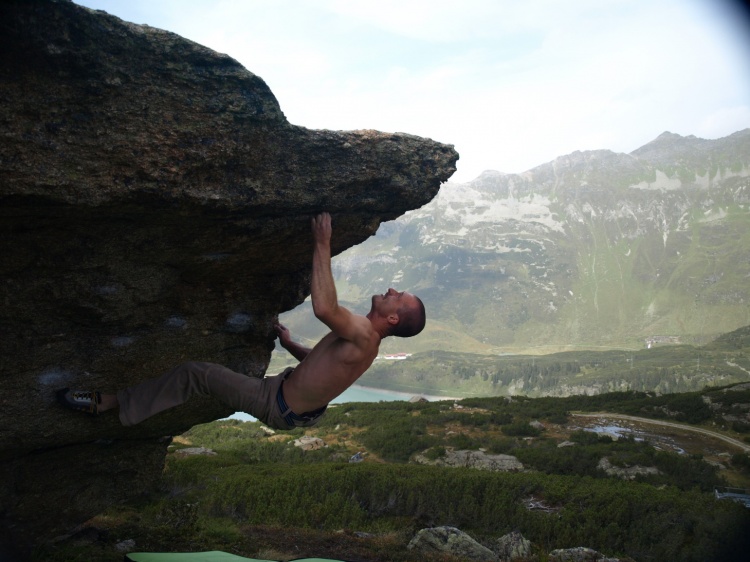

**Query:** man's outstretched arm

left=310, top=212, right=337, bottom=318
left=309, top=212, right=371, bottom=343
left=275, top=322, right=311, bottom=362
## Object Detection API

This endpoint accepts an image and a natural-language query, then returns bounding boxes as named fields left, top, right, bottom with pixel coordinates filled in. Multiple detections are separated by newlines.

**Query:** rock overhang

left=0, top=0, right=457, bottom=555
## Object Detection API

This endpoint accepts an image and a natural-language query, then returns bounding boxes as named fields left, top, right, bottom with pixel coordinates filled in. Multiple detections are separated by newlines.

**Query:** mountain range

left=279, top=128, right=750, bottom=361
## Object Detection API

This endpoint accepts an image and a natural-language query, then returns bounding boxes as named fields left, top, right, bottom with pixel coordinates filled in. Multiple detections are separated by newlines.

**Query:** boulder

left=549, top=548, right=601, bottom=562
left=0, top=0, right=457, bottom=557
left=597, top=458, right=660, bottom=480
left=496, top=531, right=533, bottom=561
left=349, top=451, right=366, bottom=463
left=549, top=547, right=625, bottom=562
left=408, top=526, right=497, bottom=561
left=293, top=436, right=326, bottom=451
left=174, top=447, right=217, bottom=456
left=414, top=449, right=524, bottom=471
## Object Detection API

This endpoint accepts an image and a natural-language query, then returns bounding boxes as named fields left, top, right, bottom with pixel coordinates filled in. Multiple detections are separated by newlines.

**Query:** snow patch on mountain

left=414, top=182, right=565, bottom=233
left=629, top=170, right=683, bottom=191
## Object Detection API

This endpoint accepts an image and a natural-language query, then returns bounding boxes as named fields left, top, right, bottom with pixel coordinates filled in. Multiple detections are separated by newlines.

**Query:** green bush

left=424, top=446, right=446, bottom=460
left=570, top=430, right=600, bottom=445
left=446, top=433, right=479, bottom=449
left=731, top=452, right=750, bottom=474
left=487, top=437, right=516, bottom=454
left=161, top=460, right=750, bottom=562
left=501, top=421, right=542, bottom=437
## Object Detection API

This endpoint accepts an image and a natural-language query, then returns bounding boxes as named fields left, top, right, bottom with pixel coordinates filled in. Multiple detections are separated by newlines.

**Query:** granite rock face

left=0, top=0, right=457, bottom=556
left=496, top=530, right=533, bottom=561
left=413, top=448, right=525, bottom=471
left=408, top=526, right=497, bottom=561
left=549, top=546, right=627, bottom=562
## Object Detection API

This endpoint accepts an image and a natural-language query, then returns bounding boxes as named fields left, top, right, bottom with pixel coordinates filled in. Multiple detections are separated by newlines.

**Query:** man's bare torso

left=273, top=214, right=419, bottom=417
left=282, top=325, right=381, bottom=414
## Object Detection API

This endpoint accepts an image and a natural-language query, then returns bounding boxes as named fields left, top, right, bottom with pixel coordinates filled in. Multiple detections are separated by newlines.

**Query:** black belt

left=276, top=382, right=327, bottom=426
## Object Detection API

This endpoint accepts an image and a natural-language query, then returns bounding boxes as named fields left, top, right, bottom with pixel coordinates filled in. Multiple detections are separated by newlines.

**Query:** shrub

left=570, top=430, right=600, bottom=445
left=172, top=462, right=750, bottom=562
left=501, top=421, right=542, bottom=437
left=446, top=433, right=479, bottom=450
left=424, top=446, right=447, bottom=460
left=731, top=452, right=750, bottom=474
left=487, top=438, right=516, bottom=454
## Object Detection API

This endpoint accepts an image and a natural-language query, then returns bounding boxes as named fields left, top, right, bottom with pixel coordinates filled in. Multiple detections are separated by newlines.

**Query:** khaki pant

left=116, top=361, right=312, bottom=430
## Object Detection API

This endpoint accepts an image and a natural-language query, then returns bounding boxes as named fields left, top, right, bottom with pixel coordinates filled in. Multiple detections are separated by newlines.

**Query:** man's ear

left=387, top=313, right=399, bottom=326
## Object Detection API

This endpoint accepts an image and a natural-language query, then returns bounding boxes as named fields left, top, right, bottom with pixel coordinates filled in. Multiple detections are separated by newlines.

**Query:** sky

left=74, top=0, right=750, bottom=183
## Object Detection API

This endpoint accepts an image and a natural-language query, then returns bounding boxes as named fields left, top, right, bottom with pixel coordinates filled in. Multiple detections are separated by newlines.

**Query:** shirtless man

left=58, top=212, right=426, bottom=430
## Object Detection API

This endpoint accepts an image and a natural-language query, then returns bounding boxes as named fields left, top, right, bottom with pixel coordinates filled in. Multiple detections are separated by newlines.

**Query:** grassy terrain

left=37, top=384, right=750, bottom=562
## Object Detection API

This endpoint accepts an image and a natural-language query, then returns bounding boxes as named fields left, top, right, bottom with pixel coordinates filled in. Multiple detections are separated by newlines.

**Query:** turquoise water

left=228, top=384, right=453, bottom=422
left=332, top=384, right=449, bottom=403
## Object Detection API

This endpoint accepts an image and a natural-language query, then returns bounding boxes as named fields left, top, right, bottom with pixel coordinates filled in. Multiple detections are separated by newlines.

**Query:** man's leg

left=116, top=361, right=265, bottom=426
left=58, top=362, right=298, bottom=429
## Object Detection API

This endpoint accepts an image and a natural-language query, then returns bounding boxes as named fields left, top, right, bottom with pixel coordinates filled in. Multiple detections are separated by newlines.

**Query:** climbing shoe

left=57, top=388, right=101, bottom=415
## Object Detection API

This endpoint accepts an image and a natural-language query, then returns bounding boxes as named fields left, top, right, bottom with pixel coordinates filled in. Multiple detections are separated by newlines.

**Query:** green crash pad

left=125, top=552, right=347, bottom=562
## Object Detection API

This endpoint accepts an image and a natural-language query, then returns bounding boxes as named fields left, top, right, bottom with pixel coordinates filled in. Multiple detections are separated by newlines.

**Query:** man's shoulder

left=341, top=313, right=379, bottom=347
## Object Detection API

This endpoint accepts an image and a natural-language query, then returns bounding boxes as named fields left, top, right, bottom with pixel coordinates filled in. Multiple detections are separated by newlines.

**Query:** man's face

left=372, top=288, right=417, bottom=315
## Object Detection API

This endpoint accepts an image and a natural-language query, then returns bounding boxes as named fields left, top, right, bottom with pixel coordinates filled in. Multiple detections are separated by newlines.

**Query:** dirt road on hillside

left=572, top=412, right=750, bottom=453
